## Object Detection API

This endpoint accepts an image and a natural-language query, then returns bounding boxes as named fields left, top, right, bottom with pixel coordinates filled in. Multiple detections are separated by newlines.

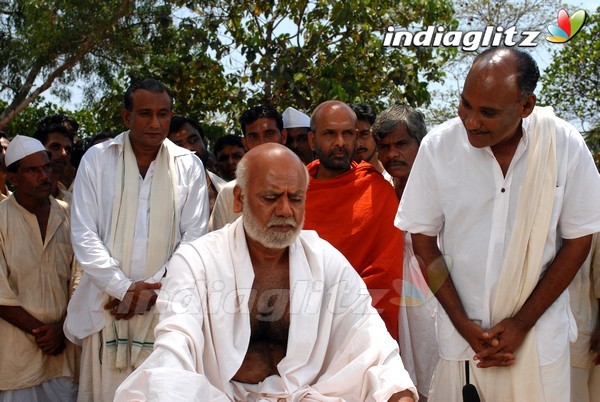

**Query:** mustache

left=267, top=216, right=297, bottom=228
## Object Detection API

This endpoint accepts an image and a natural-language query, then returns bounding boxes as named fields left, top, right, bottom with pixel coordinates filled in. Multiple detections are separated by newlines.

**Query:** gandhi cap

left=282, top=107, right=311, bottom=129
left=5, top=135, right=46, bottom=167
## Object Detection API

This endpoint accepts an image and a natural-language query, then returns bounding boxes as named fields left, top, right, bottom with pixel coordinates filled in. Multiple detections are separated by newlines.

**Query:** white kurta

left=115, top=219, right=417, bottom=401
left=208, top=179, right=242, bottom=231
left=396, top=116, right=600, bottom=365
left=65, top=133, right=209, bottom=343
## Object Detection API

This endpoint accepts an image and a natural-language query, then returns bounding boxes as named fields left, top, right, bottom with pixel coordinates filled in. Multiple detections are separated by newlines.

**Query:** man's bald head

left=470, top=48, right=540, bottom=99
left=310, top=100, right=357, bottom=133
left=236, top=143, right=308, bottom=193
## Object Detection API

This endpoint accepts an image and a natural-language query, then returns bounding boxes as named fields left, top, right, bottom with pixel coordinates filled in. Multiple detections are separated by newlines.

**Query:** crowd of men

left=0, top=47, right=599, bottom=402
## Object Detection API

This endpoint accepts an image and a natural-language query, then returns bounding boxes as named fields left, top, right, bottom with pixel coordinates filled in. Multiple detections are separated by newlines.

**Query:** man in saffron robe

left=303, top=100, right=403, bottom=339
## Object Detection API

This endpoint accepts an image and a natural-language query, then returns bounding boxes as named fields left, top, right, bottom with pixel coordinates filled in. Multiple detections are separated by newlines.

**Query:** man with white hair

left=283, top=106, right=314, bottom=164
left=0, top=135, right=77, bottom=401
left=115, top=143, right=417, bottom=402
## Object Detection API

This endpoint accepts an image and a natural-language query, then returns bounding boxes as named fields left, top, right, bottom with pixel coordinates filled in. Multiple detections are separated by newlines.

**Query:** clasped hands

left=462, top=317, right=530, bottom=368
left=31, top=322, right=66, bottom=356
left=104, top=280, right=161, bottom=320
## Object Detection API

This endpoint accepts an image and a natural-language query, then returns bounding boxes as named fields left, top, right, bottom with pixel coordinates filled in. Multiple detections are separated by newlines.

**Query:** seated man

left=115, top=143, right=417, bottom=401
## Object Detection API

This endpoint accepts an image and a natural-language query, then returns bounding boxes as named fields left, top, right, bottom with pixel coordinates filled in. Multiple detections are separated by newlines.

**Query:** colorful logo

left=546, top=8, right=587, bottom=43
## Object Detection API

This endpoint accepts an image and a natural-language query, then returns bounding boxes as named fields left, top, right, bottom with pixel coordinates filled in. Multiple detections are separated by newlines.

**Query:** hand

left=474, top=317, right=528, bottom=368
left=104, top=281, right=161, bottom=320
left=457, top=319, right=515, bottom=368
left=32, top=323, right=66, bottom=355
left=591, top=324, right=600, bottom=365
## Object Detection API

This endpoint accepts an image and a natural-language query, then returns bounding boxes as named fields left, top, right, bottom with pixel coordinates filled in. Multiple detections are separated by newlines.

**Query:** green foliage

left=2, top=0, right=457, bottom=132
left=197, top=0, right=456, bottom=120
left=540, top=7, right=599, bottom=132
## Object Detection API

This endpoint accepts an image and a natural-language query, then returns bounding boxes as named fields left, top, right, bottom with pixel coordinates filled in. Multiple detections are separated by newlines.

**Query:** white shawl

left=476, top=106, right=557, bottom=400
left=103, top=131, right=179, bottom=369
left=115, top=219, right=417, bottom=401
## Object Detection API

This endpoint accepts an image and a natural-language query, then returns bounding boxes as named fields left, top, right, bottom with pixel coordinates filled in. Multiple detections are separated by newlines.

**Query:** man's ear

left=280, top=129, right=288, bottom=144
left=521, top=94, right=536, bottom=118
left=122, top=108, right=131, bottom=129
left=6, top=172, right=17, bottom=188
left=308, top=131, right=316, bottom=152
left=233, top=185, right=243, bottom=213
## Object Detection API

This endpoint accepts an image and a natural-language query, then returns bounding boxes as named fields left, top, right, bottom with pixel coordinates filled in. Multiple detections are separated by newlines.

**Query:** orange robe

left=304, top=160, right=403, bottom=339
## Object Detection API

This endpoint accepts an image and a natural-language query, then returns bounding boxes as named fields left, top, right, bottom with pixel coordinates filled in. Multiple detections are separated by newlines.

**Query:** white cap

left=5, top=135, right=47, bottom=167
left=282, top=107, right=311, bottom=129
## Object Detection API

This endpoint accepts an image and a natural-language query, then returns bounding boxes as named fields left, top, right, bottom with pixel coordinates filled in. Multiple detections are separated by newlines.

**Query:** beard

left=242, top=203, right=303, bottom=249
left=314, top=141, right=356, bottom=171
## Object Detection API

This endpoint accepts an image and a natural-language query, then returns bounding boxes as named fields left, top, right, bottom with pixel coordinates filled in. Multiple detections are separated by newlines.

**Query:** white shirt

left=115, top=219, right=417, bottom=401
left=65, top=133, right=209, bottom=342
left=396, top=116, right=600, bottom=364
left=208, top=179, right=241, bottom=231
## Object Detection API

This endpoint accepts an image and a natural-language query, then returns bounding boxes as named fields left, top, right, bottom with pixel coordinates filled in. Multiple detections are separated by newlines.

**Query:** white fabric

left=208, top=179, right=241, bottom=231
left=282, top=107, right=310, bottom=128
left=115, top=219, right=417, bottom=401
left=399, top=233, right=439, bottom=399
left=428, top=350, right=570, bottom=402
left=396, top=114, right=600, bottom=365
left=4, top=135, right=46, bottom=166
left=0, top=377, right=77, bottom=402
left=64, top=132, right=209, bottom=343
left=569, top=233, right=600, bottom=368
left=571, top=366, right=600, bottom=402
left=207, top=170, right=227, bottom=193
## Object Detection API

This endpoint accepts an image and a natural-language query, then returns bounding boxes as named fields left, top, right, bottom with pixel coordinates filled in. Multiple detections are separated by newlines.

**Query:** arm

left=388, top=391, right=415, bottom=402
left=178, top=156, right=209, bottom=243
left=411, top=233, right=513, bottom=367
left=476, top=235, right=592, bottom=366
left=0, top=306, right=66, bottom=355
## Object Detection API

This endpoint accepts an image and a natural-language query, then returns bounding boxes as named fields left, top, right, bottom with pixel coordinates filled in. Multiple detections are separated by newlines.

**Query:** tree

left=425, top=0, right=562, bottom=126
left=540, top=7, right=599, bottom=133
left=0, top=0, right=191, bottom=130
left=197, top=0, right=456, bottom=120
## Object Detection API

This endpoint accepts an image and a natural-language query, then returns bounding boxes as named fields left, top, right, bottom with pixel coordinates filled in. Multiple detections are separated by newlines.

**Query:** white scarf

left=476, top=107, right=557, bottom=400
left=103, top=131, right=179, bottom=369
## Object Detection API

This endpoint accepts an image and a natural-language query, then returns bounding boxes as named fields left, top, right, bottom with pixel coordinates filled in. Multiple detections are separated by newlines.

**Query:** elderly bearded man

left=115, top=143, right=417, bottom=402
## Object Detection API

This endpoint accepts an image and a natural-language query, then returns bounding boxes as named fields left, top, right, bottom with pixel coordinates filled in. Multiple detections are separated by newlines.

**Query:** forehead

left=245, top=117, right=279, bottom=133
left=47, top=132, right=72, bottom=145
left=249, top=158, right=306, bottom=190
left=18, top=151, right=50, bottom=169
left=170, top=124, right=200, bottom=140
left=314, top=106, right=356, bottom=131
left=286, top=127, right=309, bottom=138
left=463, top=62, right=520, bottom=103
left=0, top=138, right=9, bottom=148
left=219, top=144, right=245, bottom=155
left=378, top=123, right=412, bottom=144
left=356, top=120, right=372, bottom=131
left=131, top=89, right=172, bottom=110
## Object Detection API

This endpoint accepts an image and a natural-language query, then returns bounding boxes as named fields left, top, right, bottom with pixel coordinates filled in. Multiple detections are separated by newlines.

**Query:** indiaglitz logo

left=546, top=8, right=588, bottom=43
left=382, top=8, right=589, bottom=50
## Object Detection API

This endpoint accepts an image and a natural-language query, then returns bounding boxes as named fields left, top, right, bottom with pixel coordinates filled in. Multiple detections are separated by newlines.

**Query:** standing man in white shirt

left=396, top=48, right=600, bottom=401
left=65, top=79, right=209, bottom=402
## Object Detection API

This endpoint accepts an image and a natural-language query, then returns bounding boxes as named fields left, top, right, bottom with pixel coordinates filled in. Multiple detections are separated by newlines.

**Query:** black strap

left=462, top=361, right=481, bottom=402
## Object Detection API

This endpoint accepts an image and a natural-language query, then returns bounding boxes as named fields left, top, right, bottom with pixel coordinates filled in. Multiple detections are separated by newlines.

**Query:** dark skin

left=1, top=151, right=66, bottom=355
